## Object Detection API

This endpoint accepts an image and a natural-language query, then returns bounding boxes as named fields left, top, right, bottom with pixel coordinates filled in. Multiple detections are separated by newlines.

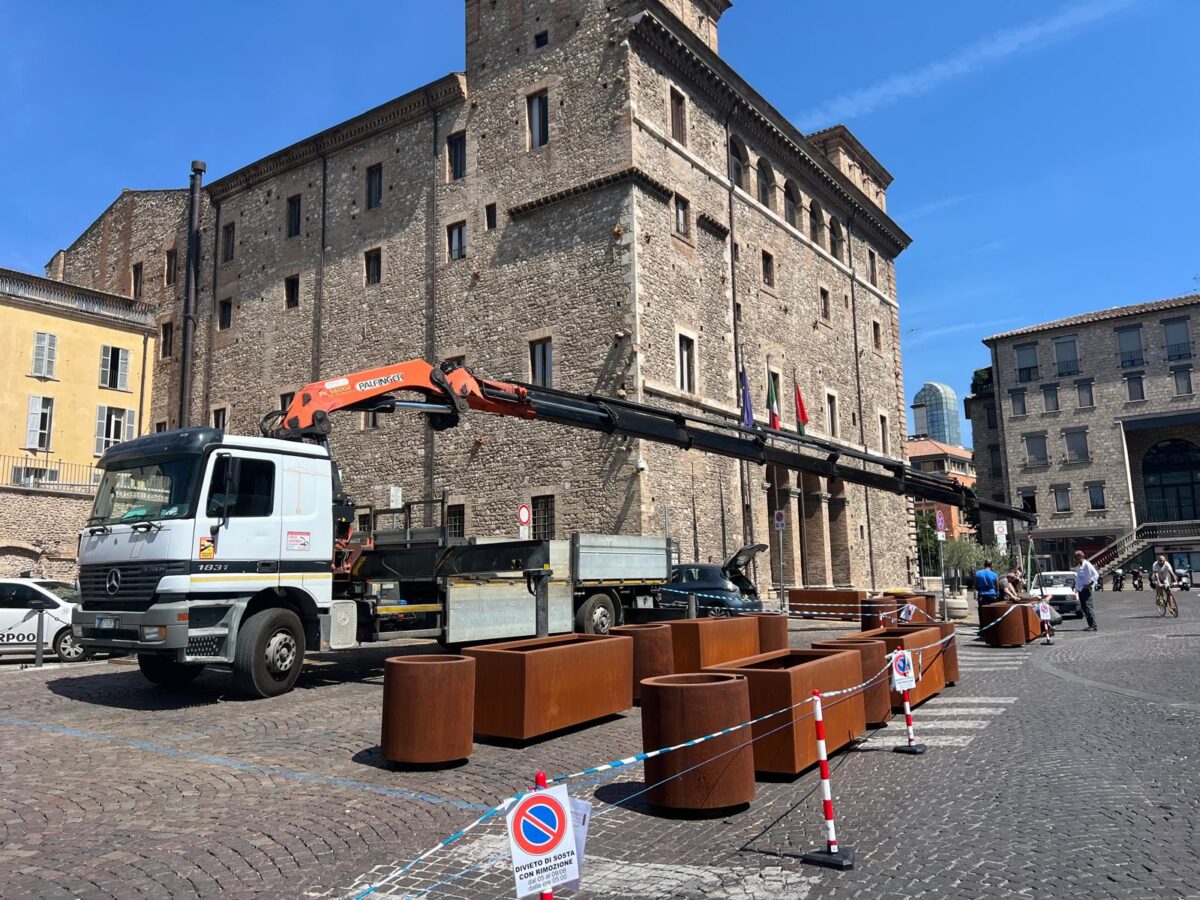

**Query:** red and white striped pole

left=893, top=688, right=926, bottom=755
left=801, top=690, right=855, bottom=870
left=534, top=771, right=554, bottom=900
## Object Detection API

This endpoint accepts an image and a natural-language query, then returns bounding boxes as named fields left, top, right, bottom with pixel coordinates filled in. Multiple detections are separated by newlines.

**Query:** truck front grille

left=79, top=561, right=188, bottom=611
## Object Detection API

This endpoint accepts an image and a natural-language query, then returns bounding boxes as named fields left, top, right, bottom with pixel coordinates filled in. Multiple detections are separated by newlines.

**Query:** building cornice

left=0, top=267, right=156, bottom=332
left=207, top=73, right=468, bottom=201
left=507, top=166, right=672, bottom=218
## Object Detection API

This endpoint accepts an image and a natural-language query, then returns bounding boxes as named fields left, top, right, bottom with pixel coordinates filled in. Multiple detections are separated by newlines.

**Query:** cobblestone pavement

left=1, top=592, right=1198, bottom=899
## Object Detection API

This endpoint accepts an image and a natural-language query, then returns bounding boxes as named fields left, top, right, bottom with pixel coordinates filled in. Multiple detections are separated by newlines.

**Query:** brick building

left=966, top=294, right=1200, bottom=573
left=906, top=437, right=975, bottom=541
left=46, top=0, right=915, bottom=591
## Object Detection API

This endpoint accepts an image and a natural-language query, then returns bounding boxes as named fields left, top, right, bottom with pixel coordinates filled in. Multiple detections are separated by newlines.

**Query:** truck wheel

left=137, top=653, right=205, bottom=687
left=233, top=608, right=305, bottom=698
left=576, top=594, right=617, bottom=635
left=52, top=628, right=89, bottom=663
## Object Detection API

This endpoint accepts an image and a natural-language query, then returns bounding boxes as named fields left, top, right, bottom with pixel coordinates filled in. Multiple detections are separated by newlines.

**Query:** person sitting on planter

left=999, top=574, right=1021, bottom=602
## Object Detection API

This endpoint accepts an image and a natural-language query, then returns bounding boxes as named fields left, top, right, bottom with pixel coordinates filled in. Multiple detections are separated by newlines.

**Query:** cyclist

left=1151, top=554, right=1179, bottom=616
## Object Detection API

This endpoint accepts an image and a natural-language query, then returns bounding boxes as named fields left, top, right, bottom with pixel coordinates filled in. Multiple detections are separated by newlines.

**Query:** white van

left=0, top=579, right=88, bottom=661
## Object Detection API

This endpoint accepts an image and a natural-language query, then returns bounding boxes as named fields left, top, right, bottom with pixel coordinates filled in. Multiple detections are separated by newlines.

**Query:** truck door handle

left=257, top=561, right=279, bottom=574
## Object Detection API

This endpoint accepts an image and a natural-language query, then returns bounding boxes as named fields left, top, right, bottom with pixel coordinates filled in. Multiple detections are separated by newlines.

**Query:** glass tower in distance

left=911, top=382, right=963, bottom=446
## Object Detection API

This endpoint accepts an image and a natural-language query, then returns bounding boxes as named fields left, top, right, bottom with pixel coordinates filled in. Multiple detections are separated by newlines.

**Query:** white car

left=1031, top=571, right=1083, bottom=618
left=0, top=579, right=89, bottom=661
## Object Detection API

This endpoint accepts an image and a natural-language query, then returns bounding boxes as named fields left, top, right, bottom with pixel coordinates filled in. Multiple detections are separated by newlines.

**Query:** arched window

left=756, top=160, right=775, bottom=210
left=728, top=137, right=750, bottom=191
left=808, top=200, right=825, bottom=248
left=783, top=182, right=801, bottom=229
left=1142, top=439, right=1200, bottom=522
left=829, top=217, right=844, bottom=261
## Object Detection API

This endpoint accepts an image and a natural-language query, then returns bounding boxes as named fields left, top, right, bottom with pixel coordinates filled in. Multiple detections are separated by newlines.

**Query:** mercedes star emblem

left=105, top=568, right=122, bottom=595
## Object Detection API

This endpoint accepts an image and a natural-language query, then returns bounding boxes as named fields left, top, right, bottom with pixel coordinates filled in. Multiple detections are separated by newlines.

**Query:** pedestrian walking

left=973, top=559, right=999, bottom=609
left=1074, top=550, right=1099, bottom=631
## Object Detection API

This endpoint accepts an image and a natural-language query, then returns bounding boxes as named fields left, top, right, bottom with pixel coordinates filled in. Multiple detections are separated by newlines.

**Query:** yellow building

left=0, top=267, right=155, bottom=489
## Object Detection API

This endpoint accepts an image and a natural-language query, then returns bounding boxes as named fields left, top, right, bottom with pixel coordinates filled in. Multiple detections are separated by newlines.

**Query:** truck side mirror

left=209, top=454, right=241, bottom=536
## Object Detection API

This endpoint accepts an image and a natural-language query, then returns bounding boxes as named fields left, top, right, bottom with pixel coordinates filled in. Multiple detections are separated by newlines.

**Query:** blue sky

left=2, top=1, right=1197, bottom=444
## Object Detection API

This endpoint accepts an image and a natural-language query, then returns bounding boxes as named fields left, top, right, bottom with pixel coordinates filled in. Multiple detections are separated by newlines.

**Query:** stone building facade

left=967, top=294, right=1200, bottom=572
left=46, top=0, right=916, bottom=591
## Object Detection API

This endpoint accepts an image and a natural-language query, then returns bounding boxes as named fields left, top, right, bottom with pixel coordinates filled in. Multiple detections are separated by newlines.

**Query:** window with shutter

left=94, top=406, right=107, bottom=456
left=124, top=409, right=136, bottom=442
left=118, top=348, right=129, bottom=390
left=26, top=396, right=42, bottom=448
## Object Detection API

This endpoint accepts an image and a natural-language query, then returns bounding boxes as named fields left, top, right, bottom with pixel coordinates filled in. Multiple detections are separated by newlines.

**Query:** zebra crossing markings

left=889, top=696, right=1017, bottom=749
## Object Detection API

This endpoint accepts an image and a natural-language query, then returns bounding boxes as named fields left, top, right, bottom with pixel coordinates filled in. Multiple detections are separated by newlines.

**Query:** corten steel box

left=610, top=623, right=674, bottom=702
left=463, top=634, right=633, bottom=740
left=738, top=612, right=789, bottom=652
left=853, top=626, right=946, bottom=708
left=381, top=654, right=476, bottom=764
left=664, top=617, right=760, bottom=673
left=811, top=638, right=893, bottom=726
left=706, top=649, right=866, bottom=775
left=887, top=622, right=960, bottom=685
left=787, top=588, right=866, bottom=621
left=861, top=595, right=902, bottom=630
left=979, top=602, right=1038, bottom=647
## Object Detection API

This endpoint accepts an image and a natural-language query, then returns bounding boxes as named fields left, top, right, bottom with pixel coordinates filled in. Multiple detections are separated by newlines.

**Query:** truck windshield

left=89, top=456, right=201, bottom=525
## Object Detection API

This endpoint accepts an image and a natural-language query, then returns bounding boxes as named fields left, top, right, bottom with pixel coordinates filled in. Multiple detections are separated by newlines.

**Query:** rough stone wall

left=0, top=487, right=91, bottom=579
left=965, top=383, right=1004, bottom=543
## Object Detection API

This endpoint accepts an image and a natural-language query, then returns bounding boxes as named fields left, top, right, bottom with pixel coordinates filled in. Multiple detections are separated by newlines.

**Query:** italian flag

left=793, top=370, right=809, bottom=435
left=767, top=374, right=781, bottom=430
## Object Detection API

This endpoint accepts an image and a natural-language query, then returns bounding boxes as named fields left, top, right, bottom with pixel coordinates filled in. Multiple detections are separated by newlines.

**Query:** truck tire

left=576, top=593, right=617, bottom=635
left=233, top=607, right=305, bottom=698
left=137, top=653, right=204, bottom=687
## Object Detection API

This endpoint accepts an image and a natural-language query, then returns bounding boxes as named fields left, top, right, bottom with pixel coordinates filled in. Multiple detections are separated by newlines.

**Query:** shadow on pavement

left=351, top=744, right=470, bottom=773
left=593, top=780, right=751, bottom=819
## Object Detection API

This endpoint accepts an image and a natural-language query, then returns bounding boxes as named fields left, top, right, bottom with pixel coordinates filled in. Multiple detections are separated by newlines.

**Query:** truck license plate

left=96, top=616, right=120, bottom=630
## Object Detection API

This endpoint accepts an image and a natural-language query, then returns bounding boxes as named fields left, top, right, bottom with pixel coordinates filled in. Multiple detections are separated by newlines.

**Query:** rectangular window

left=532, top=494, right=555, bottom=541
left=1088, top=485, right=1106, bottom=511
left=534, top=30, right=549, bottom=48
left=446, top=504, right=466, bottom=538
left=447, top=132, right=467, bottom=181
left=131, top=262, right=143, bottom=300
left=670, top=88, right=687, bottom=144
left=1042, top=384, right=1059, bottom=412
left=989, top=445, right=1002, bottom=472
left=361, top=410, right=379, bottom=430
left=211, top=407, right=227, bottom=430
left=154, top=420, right=168, bottom=434
left=1117, top=327, right=1143, bottom=367
left=221, top=222, right=236, bottom=263
left=366, top=163, right=383, bottom=209
left=868, top=249, right=878, bottom=286
left=25, top=396, right=53, bottom=450
left=160, top=321, right=174, bottom=358
left=217, top=298, right=233, bottom=331
left=94, top=405, right=136, bottom=455
left=527, top=90, right=549, bottom=149
left=1054, top=336, right=1079, bottom=376
left=872, top=321, right=882, bottom=352
left=1024, top=434, right=1048, bottom=466
left=674, top=195, right=690, bottom=237
left=1015, top=344, right=1039, bottom=382
left=279, top=392, right=294, bottom=413
left=1174, top=367, right=1193, bottom=396
left=530, top=338, right=553, bottom=388
left=1053, top=486, right=1071, bottom=513
left=677, top=333, right=696, bottom=393
left=1010, top=390, right=1026, bottom=416
left=879, top=414, right=890, bottom=455
left=31, top=332, right=57, bottom=378
left=985, top=403, right=997, bottom=429
left=206, top=456, right=275, bottom=519
left=1064, top=430, right=1089, bottom=463
left=164, top=248, right=177, bottom=285
left=485, top=203, right=498, bottom=231
left=365, top=248, right=382, bottom=285
left=99, top=345, right=130, bottom=390
left=761, top=250, right=775, bottom=288
left=1020, top=491, right=1037, bottom=515
left=1165, top=319, right=1192, bottom=360
left=825, top=393, right=839, bottom=437
left=1076, top=381, right=1094, bottom=409
left=286, top=194, right=302, bottom=238
left=285, top=275, right=300, bottom=309
left=1126, top=373, right=1144, bottom=402
left=448, top=222, right=467, bottom=261
left=819, top=287, right=831, bottom=320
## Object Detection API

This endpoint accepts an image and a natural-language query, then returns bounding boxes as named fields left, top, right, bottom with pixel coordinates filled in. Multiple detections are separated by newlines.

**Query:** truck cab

left=74, top=427, right=334, bottom=696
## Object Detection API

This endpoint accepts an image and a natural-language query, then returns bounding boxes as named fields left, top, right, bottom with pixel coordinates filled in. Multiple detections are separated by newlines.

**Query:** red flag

left=793, top=370, right=809, bottom=434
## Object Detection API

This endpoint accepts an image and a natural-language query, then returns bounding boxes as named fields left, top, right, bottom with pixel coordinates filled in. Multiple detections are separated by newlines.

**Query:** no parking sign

left=891, top=650, right=917, bottom=691
left=506, top=786, right=579, bottom=897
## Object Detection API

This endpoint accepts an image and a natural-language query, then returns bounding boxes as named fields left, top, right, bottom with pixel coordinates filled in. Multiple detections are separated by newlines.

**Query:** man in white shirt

left=1151, top=554, right=1177, bottom=590
left=1074, top=550, right=1099, bottom=632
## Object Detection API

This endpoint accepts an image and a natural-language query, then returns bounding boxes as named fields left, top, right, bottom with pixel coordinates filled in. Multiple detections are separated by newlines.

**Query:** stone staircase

left=1091, top=520, right=1200, bottom=576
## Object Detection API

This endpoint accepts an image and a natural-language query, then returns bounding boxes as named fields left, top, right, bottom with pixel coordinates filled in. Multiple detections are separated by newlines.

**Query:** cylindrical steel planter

left=611, top=624, right=674, bottom=702
left=979, top=603, right=1027, bottom=648
left=641, top=673, right=755, bottom=811
left=738, top=612, right=789, bottom=652
left=381, top=654, right=475, bottom=764
left=861, top=596, right=898, bottom=631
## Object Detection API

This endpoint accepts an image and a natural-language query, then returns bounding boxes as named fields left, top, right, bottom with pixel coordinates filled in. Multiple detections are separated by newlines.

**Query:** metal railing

left=1119, top=350, right=1144, bottom=368
left=1017, top=366, right=1040, bottom=383
left=1167, top=342, right=1193, bottom=361
left=1091, top=519, right=1200, bottom=573
left=1056, top=360, right=1080, bottom=377
left=2, top=455, right=98, bottom=495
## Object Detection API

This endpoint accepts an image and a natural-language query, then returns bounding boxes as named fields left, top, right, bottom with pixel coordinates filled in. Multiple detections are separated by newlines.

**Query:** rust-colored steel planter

left=979, top=603, right=1035, bottom=647
left=738, top=612, right=789, bottom=652
left=464, top=634, right=633, bottom=740
left=664, top=617, right=760, bottom=673
left=852, top=626, right=946, bottom=709
left=811, top=638, right=893, bottom=726
left=707, top=649, right=865, bottom=775
left=861, top=596, right=900, bottom=631
left=611, top=623, right=674, bottom=702
left=641, top=673, right=755, bottom=811
left=381, top=654, right=475, bottom=764
left=887, top=622, right=960, bottom=685
left=787, top=588, right=866, bottom=621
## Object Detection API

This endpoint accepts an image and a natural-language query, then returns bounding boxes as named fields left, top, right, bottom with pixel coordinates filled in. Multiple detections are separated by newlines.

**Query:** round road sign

left=517, top=504, right=531, bottom=527
left=935, top=510, right=946, bottom=532
left=511, top=794, right=568, bottom=856
left=893, top=653, right=910, bottom=679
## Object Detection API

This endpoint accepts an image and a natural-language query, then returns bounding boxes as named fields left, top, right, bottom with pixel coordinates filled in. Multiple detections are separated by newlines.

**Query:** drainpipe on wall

left=422, top=99, right=441, bottom=524
left=138, top=333, right=148, bottom=435
left=846, top=215, right=877, bottom=590
left=178, top=160, right=205, bottom=428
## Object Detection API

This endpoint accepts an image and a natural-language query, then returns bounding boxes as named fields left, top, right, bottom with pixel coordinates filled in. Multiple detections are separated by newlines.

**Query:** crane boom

left=268, top=358, right=1033, bottom=524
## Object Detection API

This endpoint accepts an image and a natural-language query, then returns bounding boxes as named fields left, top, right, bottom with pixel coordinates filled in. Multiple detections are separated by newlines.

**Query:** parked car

left=0, top=579, right=89, bottom=661
left=657, top=544, right=767, bottom=616
left=1032, top=571, right=1083, bottom=618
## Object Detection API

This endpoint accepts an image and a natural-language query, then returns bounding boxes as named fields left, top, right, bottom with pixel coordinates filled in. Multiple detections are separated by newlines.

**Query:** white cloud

left=905, top=318, right=1022, bottom=347
left=797, top=0, right=1135, bottom=131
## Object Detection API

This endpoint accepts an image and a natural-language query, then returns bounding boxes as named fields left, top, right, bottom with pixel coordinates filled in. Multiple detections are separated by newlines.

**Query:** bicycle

left=1154, top=580, right=1179, bottom=618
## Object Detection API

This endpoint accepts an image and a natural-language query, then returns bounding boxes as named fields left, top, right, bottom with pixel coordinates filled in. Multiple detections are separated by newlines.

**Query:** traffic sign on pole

left=506, top=785, right=579, bottom=897
left=773, top=509, right=786, bottom=532
left=935, top=510, right=945, bottom=532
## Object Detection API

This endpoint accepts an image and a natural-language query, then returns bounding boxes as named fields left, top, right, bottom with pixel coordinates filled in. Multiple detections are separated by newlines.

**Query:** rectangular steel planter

left=463, top=634, right=633, bottom=740
left=706, top=649, right=866, bottom=775
left=811, top=638, right=893, bottom=726
left=787, top=588, right=866, bottom=621
left=664, top=617, right=760, bottom=673
left=887, top=622, right=960, bottom=685
left=851, top=626, right=946, bottom=709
